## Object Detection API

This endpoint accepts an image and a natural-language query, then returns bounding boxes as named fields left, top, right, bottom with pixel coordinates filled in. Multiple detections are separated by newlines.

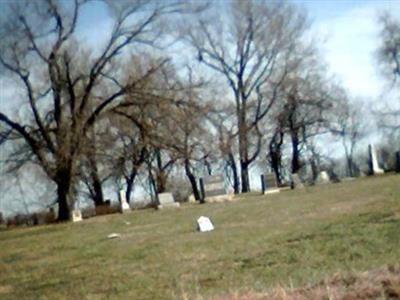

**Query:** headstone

left=202, top=175, right=233, bottom=203
left=262, top=173, right=280, bottom=194
left=368, top=144, right=384, bottom=175
left=71, top=209, right=82, bottom=222
left=197, top=216, right=214, bottom=232
left=188, top=194, right=197, bottom=203
left=157, top=192, right=180, bottom=209
left=396, top=151, right=400, bottom=173
left=291, top=173, right=304, bottom=189
left=119, top=190, right=131, bottom=213
left=316, top=171, right=330, bottom=184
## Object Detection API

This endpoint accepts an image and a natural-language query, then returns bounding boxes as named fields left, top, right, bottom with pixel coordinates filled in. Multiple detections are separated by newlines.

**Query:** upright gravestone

left=316, top=171, right=330, bottom=184
left=71, top=208, right=82, bottom=222
left=197, top=216, right=214, bottom=232
left=119, top=190, right=131, bottom=213
left=396, top=151, right=400, bottom=173
left=291, top=173, right=304, bottom=189
left=262, top=173, right=280, bottom=194
left=202, top=175, right=233, bottom=203
left=157, top=192, right=180, bottom=209
left=368, top=144, right=384, bottom=175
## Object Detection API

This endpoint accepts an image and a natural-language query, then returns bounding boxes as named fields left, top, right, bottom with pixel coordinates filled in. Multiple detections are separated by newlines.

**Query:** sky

left=73, top=0, right=400, bottom=106
left=1, top=0, right=400, bottom=215
left=299, top=0, right=399, bottom=100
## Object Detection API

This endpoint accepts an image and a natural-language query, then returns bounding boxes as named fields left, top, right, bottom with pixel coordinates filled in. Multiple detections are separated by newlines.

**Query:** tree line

left=0, top=0, right=398, bottom=221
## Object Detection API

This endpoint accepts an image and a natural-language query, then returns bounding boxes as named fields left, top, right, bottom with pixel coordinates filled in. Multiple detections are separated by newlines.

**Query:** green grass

left=0, top=174, right=399, bottom=299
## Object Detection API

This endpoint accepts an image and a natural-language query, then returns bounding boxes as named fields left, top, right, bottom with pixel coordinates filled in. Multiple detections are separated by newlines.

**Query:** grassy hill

left=0, top=174, right=399, bottom=299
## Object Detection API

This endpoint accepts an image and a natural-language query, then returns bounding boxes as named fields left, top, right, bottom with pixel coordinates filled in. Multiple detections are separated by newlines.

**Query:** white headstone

left=188, top=194, right=196, bottom=203
left=317, top=171, right=330, bottom=184
left=369, top=144, right=384, bottom=175
left=157, top=193, right=180, bottom=209
left=197, top=216, right=214, bottom=232
left=119, top=190, right=130, bottom=212
left=71, top=209, right=82, bottom=222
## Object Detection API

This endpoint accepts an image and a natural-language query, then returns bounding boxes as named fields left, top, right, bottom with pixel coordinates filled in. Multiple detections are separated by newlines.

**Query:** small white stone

left=197, top=216, right=214, bottom=232
left=107, top=233, right=121, bottom=239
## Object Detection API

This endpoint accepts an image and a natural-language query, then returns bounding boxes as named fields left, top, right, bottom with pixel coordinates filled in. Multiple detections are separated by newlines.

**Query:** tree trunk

left=269, top=131, right=284, bottom=186
left=227, top=152, right=240, bottom=194
left=55, top=168, right=72, bottom=221
left=184, top=158, right=201, bottom=200
left=310, top=157, right=318, bottom=182
left=125, top=170, right=137, bottom=203
left=240, top=160, right=250, bottom=192
left=91, top=170, right=104, bottom=206
left=237, top=96, right=250, bottom=193
left=57, top=188, right=70, bottom=221
left=156, top=171, right=167, bottom=193
left=291, top=131, right=301, bottom=174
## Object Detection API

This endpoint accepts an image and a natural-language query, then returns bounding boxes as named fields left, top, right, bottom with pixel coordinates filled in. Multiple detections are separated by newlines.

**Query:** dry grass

left=0, top=174, right=399, bottom=299
left=215, top=265, right=400, bottom=300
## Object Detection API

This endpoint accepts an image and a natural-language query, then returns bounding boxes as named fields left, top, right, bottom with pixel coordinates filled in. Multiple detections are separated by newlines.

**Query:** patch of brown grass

left=216, top=265, right=400, bottom=300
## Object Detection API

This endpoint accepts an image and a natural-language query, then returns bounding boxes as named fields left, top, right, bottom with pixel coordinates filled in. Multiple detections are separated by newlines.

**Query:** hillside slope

left=0, top=174, right=399, bottom=299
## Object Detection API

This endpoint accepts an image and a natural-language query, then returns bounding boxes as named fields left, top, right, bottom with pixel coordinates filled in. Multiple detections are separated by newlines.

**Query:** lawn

left=0, top=174, right=399, bottom=299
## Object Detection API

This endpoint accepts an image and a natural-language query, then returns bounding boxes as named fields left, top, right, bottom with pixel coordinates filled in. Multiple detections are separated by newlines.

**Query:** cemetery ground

left=0, top=175, right=399, bottom=300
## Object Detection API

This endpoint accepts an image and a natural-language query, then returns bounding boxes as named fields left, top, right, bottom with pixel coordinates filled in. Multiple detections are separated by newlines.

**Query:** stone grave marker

left=188, top=194, right=197, bottom=203
left=202, top=175, right=233, bottom=203
left=197, top=216, right=214, bottom=232
left=71, top=209, right=82, bottom=222
left=316, top=171, right=330, bottom=184
left=291, top=173, right=304, bottom=189
left=119, top=190, right=131, bottom=213
left=157, top=192, right=180, bottom=209
left=261, top=173, right=280, bottom=194
left=368, top=144, right=384, bottom=175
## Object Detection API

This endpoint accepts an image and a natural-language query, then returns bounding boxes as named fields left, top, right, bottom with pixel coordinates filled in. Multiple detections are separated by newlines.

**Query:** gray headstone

left=203, top=175, right=233, bottom=202
left=157, top=192, right=180, bottom=209
left=368, top=144, right=384, bottom=175
left=263, top=173, right=280, bottom=194
left=291, top=173, right=304, bottom=189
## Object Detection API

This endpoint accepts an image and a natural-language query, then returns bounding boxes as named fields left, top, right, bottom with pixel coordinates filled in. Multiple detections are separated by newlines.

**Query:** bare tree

left=330, top=97, right=366, bottom=177
left=183, top=1, right=309, bottom=192
left=0, top=0, right=188, bottom=220
left=376, top=12, right=400, bottom=136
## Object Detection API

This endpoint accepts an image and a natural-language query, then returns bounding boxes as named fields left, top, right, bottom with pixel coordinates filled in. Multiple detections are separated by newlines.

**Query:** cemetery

left=0, top=0, right=399, bottom=299
left=0, top=174, right=399, bottom=299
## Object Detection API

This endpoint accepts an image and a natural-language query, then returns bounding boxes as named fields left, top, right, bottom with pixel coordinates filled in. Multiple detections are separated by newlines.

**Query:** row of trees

left=0, top=0, right=398, bottom=220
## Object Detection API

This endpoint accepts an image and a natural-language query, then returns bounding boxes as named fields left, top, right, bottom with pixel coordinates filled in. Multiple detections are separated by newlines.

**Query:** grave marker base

left=204, top=194, right=234, bottom=203
left=157, top=202, right=180, bottom=209
left=264, top=188, right=280, bottom=195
